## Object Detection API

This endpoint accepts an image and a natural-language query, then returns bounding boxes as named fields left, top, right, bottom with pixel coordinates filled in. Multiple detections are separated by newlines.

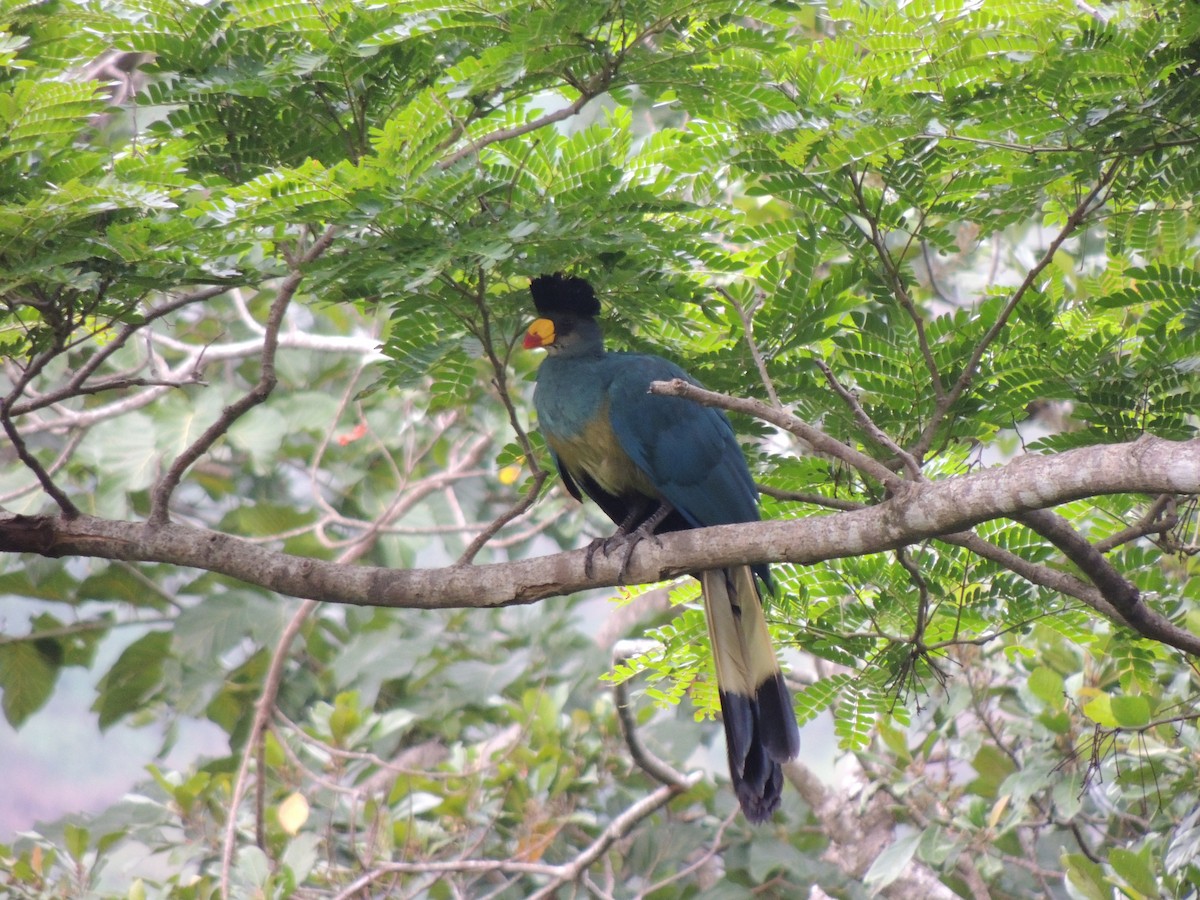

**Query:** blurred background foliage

left=1, top=0, right=1199, bottom=896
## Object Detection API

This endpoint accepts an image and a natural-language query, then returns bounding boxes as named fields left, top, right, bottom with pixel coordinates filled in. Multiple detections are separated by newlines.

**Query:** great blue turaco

left=523, top=273, right=800, bottom=821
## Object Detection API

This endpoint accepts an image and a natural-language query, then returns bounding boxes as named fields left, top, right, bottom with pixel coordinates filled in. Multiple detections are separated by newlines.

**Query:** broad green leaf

left=863, top=831, right=923, bottom=892
left=1028, top=666, right=1065, bottom=709
left=0, top=640, right=59, bottom=727
left=92, top=631, right=170, bottom=730
left=968, top=744, right=1018, bottom=799
left=1109, top=846, right=1161, bottom=898
left=76, top=412, right=159, bottom=491
left=62, top=823, right=87, bottom=861
left=227, top=406, right=290, bottom=474
left=1110, top=694, right=1152, bottom=729
left=1063, top=852, right=1110, bottom=900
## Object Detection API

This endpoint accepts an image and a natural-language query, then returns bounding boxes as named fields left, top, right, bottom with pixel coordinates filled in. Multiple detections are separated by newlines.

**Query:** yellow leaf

left=1082, top=694, right=1117, bottom=728
left=987, top=794, right=1010, bottom=830
left=277, top=791, right=310, bottom=836
left=498, top=464, right=522, bottom=486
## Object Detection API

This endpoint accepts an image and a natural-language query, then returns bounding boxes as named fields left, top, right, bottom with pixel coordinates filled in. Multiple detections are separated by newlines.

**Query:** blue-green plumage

left=526, top=274, right=800, bottom=822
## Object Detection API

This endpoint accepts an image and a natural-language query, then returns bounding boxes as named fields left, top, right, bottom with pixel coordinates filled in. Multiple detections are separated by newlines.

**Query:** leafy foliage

left=1, top=0, right=1199, bottom=897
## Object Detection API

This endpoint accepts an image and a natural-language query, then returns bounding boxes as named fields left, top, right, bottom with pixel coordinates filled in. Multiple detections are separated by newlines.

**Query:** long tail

left=700, top=566, right=800, bottom=822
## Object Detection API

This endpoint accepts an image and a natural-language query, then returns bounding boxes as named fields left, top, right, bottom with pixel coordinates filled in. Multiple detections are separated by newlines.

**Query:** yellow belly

left=545, top=406, right=657, bottom=500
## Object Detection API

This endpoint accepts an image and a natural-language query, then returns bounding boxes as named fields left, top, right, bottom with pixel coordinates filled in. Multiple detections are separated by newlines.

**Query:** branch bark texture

left=1, top=436, right=1195, bottom=617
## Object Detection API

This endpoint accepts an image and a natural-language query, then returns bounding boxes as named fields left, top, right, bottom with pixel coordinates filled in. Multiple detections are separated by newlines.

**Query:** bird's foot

left=583, top=533, right=625, bottom=579
left=583, top=500, right=675, bottom=581
left=613, top=520, right=664, bottom=582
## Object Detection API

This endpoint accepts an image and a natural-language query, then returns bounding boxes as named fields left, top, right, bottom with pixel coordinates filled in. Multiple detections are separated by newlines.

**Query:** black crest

left=529, top=273, right=600, bottom=319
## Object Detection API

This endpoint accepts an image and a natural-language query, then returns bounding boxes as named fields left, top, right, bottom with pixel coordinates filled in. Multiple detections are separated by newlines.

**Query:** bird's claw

left=616, top=525, right=663, bottom=582
left=583, top=534, right=616, bottom=579
left=584, top=501, right=674, bottom=581
left=583, top=527, right=661, bottom=582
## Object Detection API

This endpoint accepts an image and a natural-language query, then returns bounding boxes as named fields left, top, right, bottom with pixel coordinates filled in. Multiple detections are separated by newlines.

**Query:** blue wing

left=605, top=353, right=760, bottom=529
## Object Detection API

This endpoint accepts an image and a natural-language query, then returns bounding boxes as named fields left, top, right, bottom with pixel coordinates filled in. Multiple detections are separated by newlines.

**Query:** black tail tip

left=734, top=762, right=785, bottom=823
left=720, top=674, right=799, bottom=822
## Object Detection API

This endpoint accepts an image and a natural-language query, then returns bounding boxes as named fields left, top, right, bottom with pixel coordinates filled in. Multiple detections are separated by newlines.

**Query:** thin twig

left=716, top=285, right=781, bottom=408
left=525, top=774, right=701, bottom=900
left=756, top=482, right=864, bottom=512
left=612, top=639, right=694, bottom=790
left=10, top=286, right=227, bottom=416
left=438, top=76, right=611, bottom=171
left=640, top=809, right=737, bottom=896
left=1094, top=494, right=1178, bottom=553
left=846, top=166, right=946, bottom=402
left=935, top=529, right=1121, bottom=620
left=434, top=12, right=674, bottom=172
left=0, top=430, right=84, bottom=506
left=328, top=776, right=698, bottom=900
left=813, top=357, right=923, bottom=477
left=219, top=597, right=318, bottom=899
left=0, top=403, right=79, bottom=517
left=457, top=281, right=547, bottom=564
left=911, top=158, right=1124, bottom=458
left=149, top=227, right=339, bottom=524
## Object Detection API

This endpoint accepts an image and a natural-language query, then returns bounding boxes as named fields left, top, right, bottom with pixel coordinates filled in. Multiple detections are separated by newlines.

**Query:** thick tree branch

left=1013, top=507, right=1200, bottom=652
left=2, top=436, right=1198, bottom=649
left=936, top=528, right=1123, bottom=620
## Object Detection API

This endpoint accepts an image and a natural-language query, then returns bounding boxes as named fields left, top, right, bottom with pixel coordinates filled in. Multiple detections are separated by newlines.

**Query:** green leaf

left=1063, top=852, right=1111, bottom=900
left=1167, top=808, right=1200, bottom=874
left=0, top=640, right=60, bottom=726
left=235, top=845, right=271, bottom=889
left=281, top=832, right=321, bottom=886
left=328, top=691, right=363, bottom=745
left=1028, top=666, right=1065, bottom=709
left=1111, top=694, right=1152, bottom=729
left=967, top=743, right=1017, bottom=799
left=63, top=823, right=88, bottom=861
left=174, top=593, right=285, bottom=662
left=1081, top=693, right=1118, bottom=728
left=863, top=831, right=922, bottom=892
left=92, top=631, right=171, bottom=730
left=76, top=412, right=160, bottom=491
left=1109, top=846, right=1160, bottom=897
left=227, top=406, right=290, bottom=474
left=746, top=836, right=810, bottom=882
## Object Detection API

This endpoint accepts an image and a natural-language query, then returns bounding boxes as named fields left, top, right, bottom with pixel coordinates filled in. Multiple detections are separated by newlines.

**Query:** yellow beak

left=523, top=318, right=556, bottom=349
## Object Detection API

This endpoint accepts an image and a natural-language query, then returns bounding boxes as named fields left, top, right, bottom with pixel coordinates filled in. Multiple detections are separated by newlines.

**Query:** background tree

left=1, top=0, right=1199, bottom=897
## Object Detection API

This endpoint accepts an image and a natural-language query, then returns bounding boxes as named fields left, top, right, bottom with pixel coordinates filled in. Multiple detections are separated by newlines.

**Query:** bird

left=523, top=273, right=800, bottom=822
